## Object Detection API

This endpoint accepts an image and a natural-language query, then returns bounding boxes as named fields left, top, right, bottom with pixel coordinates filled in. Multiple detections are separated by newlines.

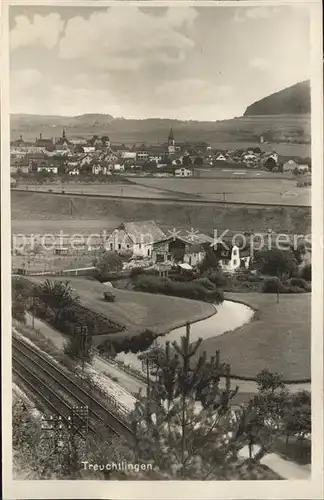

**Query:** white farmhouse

left=106, top=221, right=166, bottom=259
left=174, top=167, right=193, bottom=177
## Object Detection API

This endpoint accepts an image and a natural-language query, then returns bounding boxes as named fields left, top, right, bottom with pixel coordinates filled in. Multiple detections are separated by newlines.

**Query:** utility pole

left=141, top=356, right=155, bottom=420
left=75, top=325, right=89, bottom=387
left=29, top=295, right=39, bottom=329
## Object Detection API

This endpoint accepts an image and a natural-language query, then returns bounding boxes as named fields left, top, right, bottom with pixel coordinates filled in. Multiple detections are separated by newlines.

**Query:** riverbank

left=197, top=292, right=310, bottom=382
left=30, top=276, right=216, bottom=338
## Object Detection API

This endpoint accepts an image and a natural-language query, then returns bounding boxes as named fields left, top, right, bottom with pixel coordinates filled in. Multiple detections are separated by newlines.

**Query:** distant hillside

left=244, top=81, right=310, bottom=116
left=11, top=81, right=311, bottom=146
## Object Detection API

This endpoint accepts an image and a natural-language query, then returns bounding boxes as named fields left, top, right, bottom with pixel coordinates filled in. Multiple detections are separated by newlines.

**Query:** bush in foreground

left=263, top=277, right=310, bottom=294
left=134, top=275, right=224, bottom=303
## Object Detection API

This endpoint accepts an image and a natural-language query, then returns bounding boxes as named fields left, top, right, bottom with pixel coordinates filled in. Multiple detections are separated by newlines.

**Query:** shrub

left=203, top=270, right=227, bottom=287
left=130, top=267, right=145, bottom=278
left=300, top=264, right=311, bottom=282
left=193, top=278, right=215, bottom=290
left=101, top=329, right=156, bottom=355
left=263, top=278, right=284, bottom=294
left=288, top=277, right=308, bottom=289
left=103, top=291, right=116, bottom=302
left=134, top=275, right=224, bottom=304
left=263, top=277, right=310, bottom=294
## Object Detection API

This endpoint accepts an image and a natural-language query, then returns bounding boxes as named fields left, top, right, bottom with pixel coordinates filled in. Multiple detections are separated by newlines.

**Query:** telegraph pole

left=75, top=325, right=89, bottom=387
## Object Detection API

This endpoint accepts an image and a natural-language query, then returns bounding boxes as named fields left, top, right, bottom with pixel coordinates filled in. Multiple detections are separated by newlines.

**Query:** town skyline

left=10, top=5, right=310, bottom=120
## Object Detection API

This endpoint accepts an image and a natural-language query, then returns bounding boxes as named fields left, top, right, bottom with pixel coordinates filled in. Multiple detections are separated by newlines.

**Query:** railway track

left=12, top=335, right=134, bottom=443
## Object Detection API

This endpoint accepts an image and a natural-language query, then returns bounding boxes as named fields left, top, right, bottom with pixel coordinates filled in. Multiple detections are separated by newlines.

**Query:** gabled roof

left=118, top=221, right=166, bottom=244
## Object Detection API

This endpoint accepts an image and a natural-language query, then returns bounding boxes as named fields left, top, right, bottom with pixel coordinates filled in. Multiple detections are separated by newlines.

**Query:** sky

left=9, top=5, right=311, bottom=121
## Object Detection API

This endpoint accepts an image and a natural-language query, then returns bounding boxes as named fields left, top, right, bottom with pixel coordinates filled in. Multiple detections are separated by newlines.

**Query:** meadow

left=31, top=276, right=215, bottom=338
left=11, top=191, right=312, bottom=235
left=197, top=292, right=311, bottom=382
left=13, top=175, right=310, bottom=206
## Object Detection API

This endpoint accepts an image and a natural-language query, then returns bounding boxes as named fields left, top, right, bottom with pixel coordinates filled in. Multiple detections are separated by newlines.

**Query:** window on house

left=233, top=248, right=237, bottom=256
left=118, top=243, right=121, bottom=250
left=127, top=244, right=130, bottom=249
left=110, top=243, right=113, bottom=250
left=147, top=249, right=150, bottom=256
left=139, top=244, right=142, bottom=249
left=156, top=254, right=165, bottom=263
left=233, top=259, right=238, bottom=266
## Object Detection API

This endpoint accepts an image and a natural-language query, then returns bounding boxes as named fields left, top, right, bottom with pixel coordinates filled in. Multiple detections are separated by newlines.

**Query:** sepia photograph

left=2, top=0, right=323, bottom=497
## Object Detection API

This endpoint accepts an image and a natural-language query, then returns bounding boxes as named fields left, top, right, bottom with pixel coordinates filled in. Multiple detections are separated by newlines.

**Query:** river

left=116, top=300, right=254, bottom=372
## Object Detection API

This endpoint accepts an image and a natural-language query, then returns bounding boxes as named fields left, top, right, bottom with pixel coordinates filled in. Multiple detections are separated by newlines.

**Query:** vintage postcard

left=1, top=0, right=323, bottom=499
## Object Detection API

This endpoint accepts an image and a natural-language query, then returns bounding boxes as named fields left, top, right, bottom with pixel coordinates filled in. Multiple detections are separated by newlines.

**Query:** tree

left=12, top=277, right=33, bottom=322
left=93, top=251, right=124, bottom=280
left=35, top=279, right=80, bottom=326
left=300, top=263, right=311, bottom=282
left=64, top=327, right=93, bottom=363
left=283, top=390, right=311, bottom=445
left=235, top=369, right=288, bottom=461
left=128, top=325, right=264, bottom=480
left=254, top=249, right=298, bottom=281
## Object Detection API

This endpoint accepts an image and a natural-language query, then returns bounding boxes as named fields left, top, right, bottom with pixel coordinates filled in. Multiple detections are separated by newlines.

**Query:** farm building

left=283, top=159, right=298, bottom=173
left=106, top=221, right=166, bottom=258
left=152, top=232, right=213, bottom=268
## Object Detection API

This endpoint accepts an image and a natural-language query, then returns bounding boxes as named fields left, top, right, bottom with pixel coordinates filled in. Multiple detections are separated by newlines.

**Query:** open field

left=13, top=176, right=310, bottom=206
left=133, top=177, right=310, bottom=206
left=11, top=191, right=312, bottom=235
left=11, top=218, right=120, bottom=235
left=14, top=182, right=194, bottom=200
left=31, top=276, right=215, bottom=337
left=197, top=293, right=311, bottom=382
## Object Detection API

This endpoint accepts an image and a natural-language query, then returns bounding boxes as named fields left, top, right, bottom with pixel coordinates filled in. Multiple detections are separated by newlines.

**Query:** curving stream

left=116, top=300, right=254, bottom=372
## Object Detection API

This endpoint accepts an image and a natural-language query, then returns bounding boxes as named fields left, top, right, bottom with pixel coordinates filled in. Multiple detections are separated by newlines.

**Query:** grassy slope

left=31, top=276, right=215, bottom=336
left=11, top=191, right=311, bottom=235
left=197, top=293, right=311, bottom=382
left=11, top=113, right=310, bottom=145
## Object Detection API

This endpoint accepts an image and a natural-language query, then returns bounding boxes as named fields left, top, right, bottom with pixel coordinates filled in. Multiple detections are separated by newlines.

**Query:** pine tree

left=130, top=324, right=245, bottom=479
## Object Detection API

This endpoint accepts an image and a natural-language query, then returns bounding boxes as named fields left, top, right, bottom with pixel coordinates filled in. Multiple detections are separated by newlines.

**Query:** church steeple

left=168, top=128, right=175, bottom=154
left=62, top=128, right=66, bottom=139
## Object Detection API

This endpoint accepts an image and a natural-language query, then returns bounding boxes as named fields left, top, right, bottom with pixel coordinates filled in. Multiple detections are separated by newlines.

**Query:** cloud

left=249, top=57, right=271, bottom=71
left=11, top=68, right=44, bottom=87
left=232, top=7, right=280, bottom=23
left=155, top=78, right=233, bottom=107
left=58, top=7, right=197, bottom=70
left=10, top=13, right=64, bottom=50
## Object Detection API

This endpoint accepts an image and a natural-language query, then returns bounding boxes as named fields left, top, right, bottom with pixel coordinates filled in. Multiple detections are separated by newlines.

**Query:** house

left=81, top=146, right=96, bottom=154
left=283, top=159, right=298, bottom=173
left=215, top=153, right=227, bottom=161
left=296, top=164, right=309, bottom=174
left=106, top=221, right=166, bottom=258
left=119, top=151, right=137, bottom=159
left=113, top=163, right=125, bottom=172
left=11, top=163, right=29, bottom=174
left=212, top=238, right=251, bottom=273
left=37, top=165, right=58, bottom=174
left=68, top=167, right=80, bottom=176
left=136, top=151, right=150, bottom=161
left=152, top=232, right=213, bottom=268
left=80, top=154, right=94, bottom=166
left=174, top=167, right=193, bottom=177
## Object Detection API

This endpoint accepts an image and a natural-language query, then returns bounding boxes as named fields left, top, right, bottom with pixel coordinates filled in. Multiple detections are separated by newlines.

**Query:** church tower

left=168, top=128, right=175, bottom=154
